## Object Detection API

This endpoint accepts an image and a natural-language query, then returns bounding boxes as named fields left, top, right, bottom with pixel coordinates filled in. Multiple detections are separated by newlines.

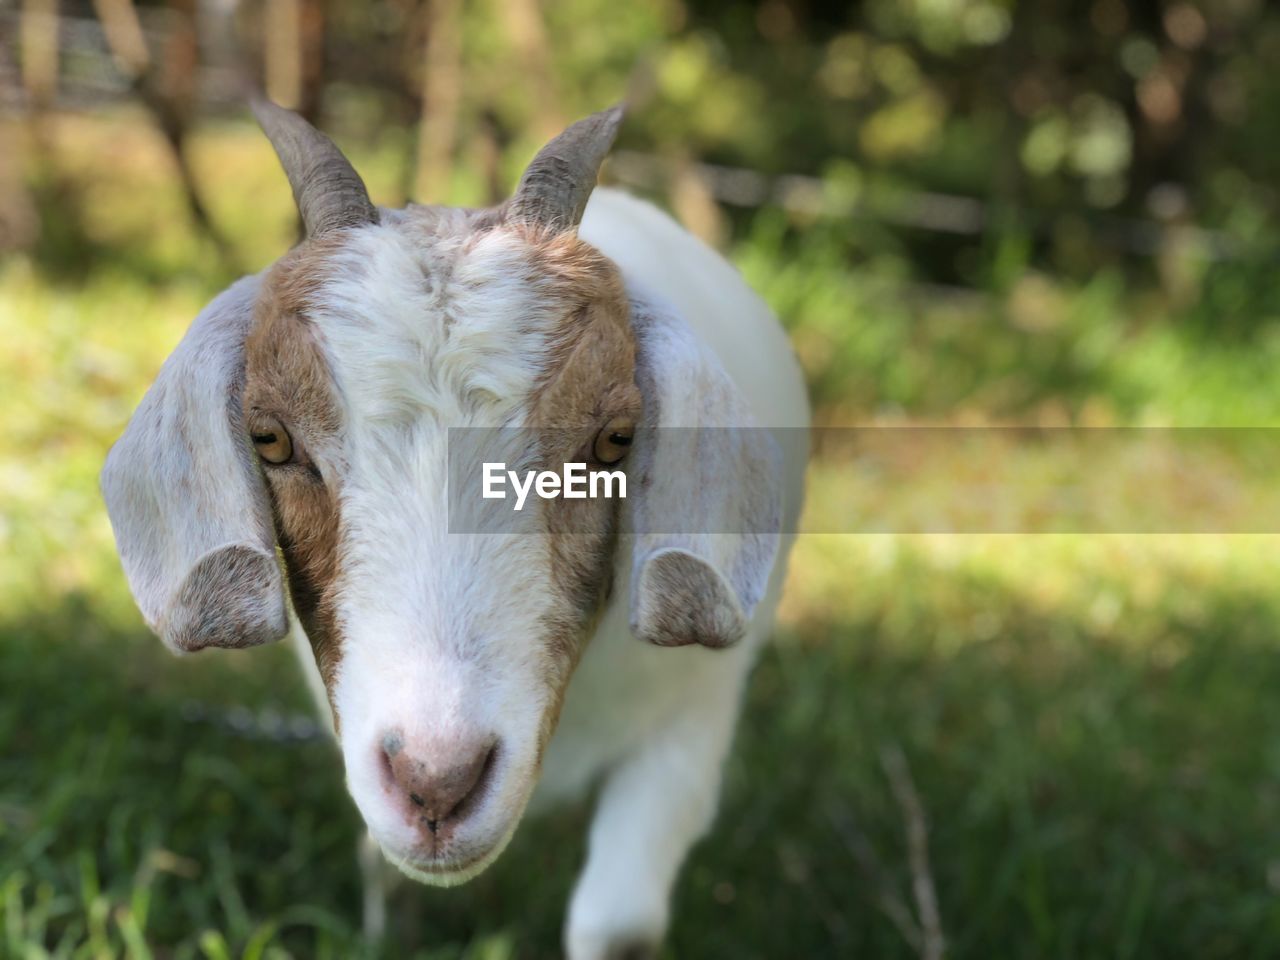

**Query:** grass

left=5, top=110, right=1280, bottom=957
left=9, top=540, right=1280, bottom=958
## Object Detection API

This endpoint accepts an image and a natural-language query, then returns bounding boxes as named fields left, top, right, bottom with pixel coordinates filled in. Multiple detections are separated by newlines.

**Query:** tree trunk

left=21, top=0, right=59, bottom=109
left=414, top=0, right=462, bottom=202
left=498, top=0, right=564, bottom=142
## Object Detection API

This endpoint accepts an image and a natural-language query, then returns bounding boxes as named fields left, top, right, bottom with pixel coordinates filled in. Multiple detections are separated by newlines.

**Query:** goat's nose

left=380, top=732, right=497, bottom=835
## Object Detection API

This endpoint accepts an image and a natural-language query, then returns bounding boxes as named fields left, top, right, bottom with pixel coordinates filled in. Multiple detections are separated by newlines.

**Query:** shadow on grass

left=5, top=581, right=1280, bottom=959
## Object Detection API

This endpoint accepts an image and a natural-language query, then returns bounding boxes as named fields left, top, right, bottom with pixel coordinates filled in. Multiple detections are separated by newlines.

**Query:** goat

left=101, top=97, right=809, bottom=959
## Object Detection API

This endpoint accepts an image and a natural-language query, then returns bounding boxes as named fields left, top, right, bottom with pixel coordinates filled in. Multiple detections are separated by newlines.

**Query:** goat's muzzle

left=378, top=730, right=499, bottom=845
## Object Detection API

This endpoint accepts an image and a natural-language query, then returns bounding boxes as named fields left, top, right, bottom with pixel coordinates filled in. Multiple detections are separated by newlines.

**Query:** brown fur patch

left=516, top=231, right=645, bottom=741
left=242, top=242, right=349, bottom=721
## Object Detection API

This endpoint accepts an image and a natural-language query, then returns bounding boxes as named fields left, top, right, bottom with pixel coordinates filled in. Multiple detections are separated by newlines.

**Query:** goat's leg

left=564, top=697, right=739, bottom=960
left=360, top=831, right=390, bottom=945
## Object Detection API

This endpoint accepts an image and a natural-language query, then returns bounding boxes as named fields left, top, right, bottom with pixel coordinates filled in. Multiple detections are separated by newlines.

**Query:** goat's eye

left=250, top=416, right=294, bottom=465
left=593, top=417, right=635, bottom=466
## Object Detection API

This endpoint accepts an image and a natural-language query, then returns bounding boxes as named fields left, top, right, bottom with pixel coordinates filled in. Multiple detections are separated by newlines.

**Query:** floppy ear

left=625, top=298, right=783, bottom=649
left=101, top=275, right=288, bottom=654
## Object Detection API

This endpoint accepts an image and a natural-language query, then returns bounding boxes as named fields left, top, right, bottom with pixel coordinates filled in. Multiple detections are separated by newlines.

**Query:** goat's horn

left=251, top=95, right=379, bottom=238
left=507, top=104, right=625, bottom=233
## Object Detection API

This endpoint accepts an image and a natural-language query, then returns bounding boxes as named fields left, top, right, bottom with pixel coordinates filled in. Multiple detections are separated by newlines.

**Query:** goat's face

left=102, top=98, right=786, bottom=887
left=242, top=215, right=639, bottom=881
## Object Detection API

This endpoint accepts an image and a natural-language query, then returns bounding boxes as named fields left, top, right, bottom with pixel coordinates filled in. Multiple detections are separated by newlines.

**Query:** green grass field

left=6, top=112, right=1280, bottom=958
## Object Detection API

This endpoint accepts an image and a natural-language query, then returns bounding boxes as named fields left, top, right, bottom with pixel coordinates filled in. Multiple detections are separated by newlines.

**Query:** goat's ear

left=101, top=275, right=288, bottom=654
left=625, top=299, right=783, bottom=649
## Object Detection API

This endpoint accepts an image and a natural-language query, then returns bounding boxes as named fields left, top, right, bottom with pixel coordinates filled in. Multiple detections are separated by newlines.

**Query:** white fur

left=300, top=222, right=572, bottom=879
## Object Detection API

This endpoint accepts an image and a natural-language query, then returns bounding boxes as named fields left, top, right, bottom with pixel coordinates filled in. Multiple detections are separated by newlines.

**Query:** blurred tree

left=264, top=0, right=324, bottom=120
left=6, top=0, right=1280, bottom=328
left=84, top=0, right=238, bottom=265
left=20, top=0, right=59, bottom=109
left=497, top=0, right=564, bottom=142
left=414, top=0, right=462, bottom=202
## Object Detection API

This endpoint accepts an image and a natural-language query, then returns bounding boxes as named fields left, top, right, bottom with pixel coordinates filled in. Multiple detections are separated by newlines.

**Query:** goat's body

left=102, top=91, right=809, bottom=960
left=290, top=189, right=808, bottom=957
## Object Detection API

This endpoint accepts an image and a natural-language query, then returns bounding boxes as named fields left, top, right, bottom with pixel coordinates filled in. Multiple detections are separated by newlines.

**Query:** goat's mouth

left=339, top=699, right=545, bottom=888
left=363, top=751, right=536, bottom=888
left=382, top=820, right=521, bottom=887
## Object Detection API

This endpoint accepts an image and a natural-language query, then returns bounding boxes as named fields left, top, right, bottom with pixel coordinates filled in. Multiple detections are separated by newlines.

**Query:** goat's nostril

left=380, top=735, right=499, bottom=834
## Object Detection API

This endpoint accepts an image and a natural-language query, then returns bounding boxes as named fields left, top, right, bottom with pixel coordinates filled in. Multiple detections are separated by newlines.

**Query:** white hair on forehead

left=291, top=218, right=567, bottom=729
left=306, top=220, right=570, bottom=429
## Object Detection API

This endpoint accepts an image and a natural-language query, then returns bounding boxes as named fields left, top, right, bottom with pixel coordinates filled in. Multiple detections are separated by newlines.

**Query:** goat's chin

left=383, top=818, right=521, bottom=888
left=367, top=780, right=534, bottom=888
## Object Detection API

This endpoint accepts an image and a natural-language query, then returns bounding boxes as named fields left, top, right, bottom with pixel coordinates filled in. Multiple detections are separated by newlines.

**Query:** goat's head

left=101, top=100, right=781, bottom=884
